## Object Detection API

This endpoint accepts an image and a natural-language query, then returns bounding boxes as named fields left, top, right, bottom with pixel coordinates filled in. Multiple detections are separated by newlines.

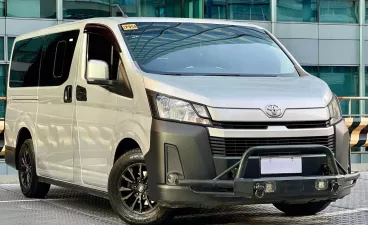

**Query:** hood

left=143, top=74, right=333, bottom=109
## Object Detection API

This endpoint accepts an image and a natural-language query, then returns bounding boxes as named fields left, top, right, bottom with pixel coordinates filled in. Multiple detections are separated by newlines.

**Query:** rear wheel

left=273, top=201, right=331, bottom=216
left=108, top=149, right=173, bottom=225
left=18, top=139, right=50, bottom=198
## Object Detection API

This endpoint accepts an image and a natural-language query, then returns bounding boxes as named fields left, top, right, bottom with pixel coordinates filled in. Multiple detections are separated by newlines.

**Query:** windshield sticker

left=122, top=24, right=138, bottom=30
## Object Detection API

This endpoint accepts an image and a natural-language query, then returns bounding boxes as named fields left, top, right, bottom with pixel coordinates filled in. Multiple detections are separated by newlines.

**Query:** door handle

left=64, top=85, right=72, bottom=103
left=76, top=85, right=87, bottom=101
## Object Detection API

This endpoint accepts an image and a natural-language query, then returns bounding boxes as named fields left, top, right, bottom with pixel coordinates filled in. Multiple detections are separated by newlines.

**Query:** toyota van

left=4, top=17, right=360, bottom=225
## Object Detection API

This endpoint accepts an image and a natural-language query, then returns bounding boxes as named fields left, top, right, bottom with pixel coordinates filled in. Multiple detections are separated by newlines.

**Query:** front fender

left=110, top=118, right=151, bottom=168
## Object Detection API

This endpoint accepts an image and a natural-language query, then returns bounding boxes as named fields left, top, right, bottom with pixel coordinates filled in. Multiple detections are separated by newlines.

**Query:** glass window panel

left=0, top=0, right=4, bottom=17
left=63, top=0, right=110, bottom=20
left=112, top=0, right=138, bottom=17
left=0, top=37, right=3, bottom=61
left=205, top=0, right=226, bottom=19
left=303, top=66, right=359, bottom=115
left=319, top=66, right=359, bottom=115
left=157, top=0, right=182, bottom=17
left=0, top=65, right=5, bottom=118
left=319, top=0, right=359, bottom=24
left=184, top=0, right=203, bottom=18
left=365, top=1, right=368, bottom=23
left=302, top=66, right=318, bottom=76
left=7, top=0, right=56, bottom=18
left=7, top=37, right=16, bottom=61
left=277, top=0, right=317, bottom=22
left=9, top=37, right=43, bottom=87
left=139, top=0, right=157, bottom=17
left=228, top=0, right=270, bottom=21
left=39, top=30, right=80, bottom=86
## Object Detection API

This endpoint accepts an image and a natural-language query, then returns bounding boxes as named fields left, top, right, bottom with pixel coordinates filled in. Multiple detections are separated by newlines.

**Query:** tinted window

left=87, top=33, right=119, bottom=80
left=9, top=37, right=43, bottom=87
left=121, top=22, right=296, bottom=77
left=53, top=41, right=67, bottom=78
left=0, top=37, right=4, bottom=60
left=228, top=0, right=270, bottom=21
left=39, top=30, right=79, bottom=86
left=277, top=0, right=317, bottom=22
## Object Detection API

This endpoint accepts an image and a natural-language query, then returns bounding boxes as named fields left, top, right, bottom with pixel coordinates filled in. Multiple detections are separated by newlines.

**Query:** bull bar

left=175, top=145, right=360, bottom=201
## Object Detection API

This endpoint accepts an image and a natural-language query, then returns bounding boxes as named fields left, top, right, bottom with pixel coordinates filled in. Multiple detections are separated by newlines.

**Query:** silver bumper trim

left=208, top=126, right=334, bottom=138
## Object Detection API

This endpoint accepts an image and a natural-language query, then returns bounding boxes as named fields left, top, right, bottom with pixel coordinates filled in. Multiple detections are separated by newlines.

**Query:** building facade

left=0, top=0, right=367, bottom=163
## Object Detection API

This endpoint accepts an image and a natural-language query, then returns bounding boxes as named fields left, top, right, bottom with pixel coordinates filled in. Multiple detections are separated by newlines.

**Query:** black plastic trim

left=145, top=119, right=216, bottom=200
left=38, top=176, right=109, bottom=199
left=4, top=145, right=16, bottom=169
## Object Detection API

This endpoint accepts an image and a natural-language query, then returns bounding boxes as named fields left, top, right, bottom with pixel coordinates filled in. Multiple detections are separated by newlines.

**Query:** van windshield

left=120, top=22, right=298, bottom=77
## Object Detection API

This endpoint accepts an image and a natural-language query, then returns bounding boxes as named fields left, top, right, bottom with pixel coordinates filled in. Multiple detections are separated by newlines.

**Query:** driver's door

left=73, top=24, right=119, bottom=188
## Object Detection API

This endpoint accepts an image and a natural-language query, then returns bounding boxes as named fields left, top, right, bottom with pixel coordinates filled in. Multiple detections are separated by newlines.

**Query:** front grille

left=210, top=135, right=335, bottom=157
left=212, top=120, right=330, bottom=130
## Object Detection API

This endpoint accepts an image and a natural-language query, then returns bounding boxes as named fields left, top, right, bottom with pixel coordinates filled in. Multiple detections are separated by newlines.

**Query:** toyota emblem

left=265, top=105, right=283, bottom=117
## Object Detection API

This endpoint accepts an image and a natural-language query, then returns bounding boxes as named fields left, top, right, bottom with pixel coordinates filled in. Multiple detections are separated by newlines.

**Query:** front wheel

left=273, top=201, right=331, bottom=216
left=108, top=149, right=173, bottom=225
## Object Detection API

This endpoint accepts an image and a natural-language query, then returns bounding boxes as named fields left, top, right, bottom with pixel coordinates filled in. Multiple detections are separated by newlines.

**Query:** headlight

left=328, top=95, right=342, bottom=125
left=155, top=94, right=211, bottom=125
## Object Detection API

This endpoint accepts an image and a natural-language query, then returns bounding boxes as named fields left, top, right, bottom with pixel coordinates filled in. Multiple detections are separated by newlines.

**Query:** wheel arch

left=113, top=138, right=141, bottom=164
left=12, top=113, right=37, bottom=170
left=15, top=127, right=32, bottom=170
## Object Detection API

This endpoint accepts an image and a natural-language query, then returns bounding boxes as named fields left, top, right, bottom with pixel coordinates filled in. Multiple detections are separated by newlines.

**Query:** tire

left=17, top=139, right=50, bottom=198
left=273, top=201, right=331, bottom=216
left=108, top=149, right=173, bottom=225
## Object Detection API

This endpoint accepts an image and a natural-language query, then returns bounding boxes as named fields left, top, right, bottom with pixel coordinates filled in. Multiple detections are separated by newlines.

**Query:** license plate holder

left=260, top=156, right=302, bottom=175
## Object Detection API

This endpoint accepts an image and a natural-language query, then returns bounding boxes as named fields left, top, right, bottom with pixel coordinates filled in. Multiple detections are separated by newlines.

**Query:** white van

left=5, top=17, right=359, bottom=225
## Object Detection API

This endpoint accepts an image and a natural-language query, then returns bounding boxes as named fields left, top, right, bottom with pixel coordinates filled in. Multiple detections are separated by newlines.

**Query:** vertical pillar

left=359, top=0, right=366, bottom=162
left=271, top=0, right=277, bottom=34
left=56, top=0, right=63, bottom=24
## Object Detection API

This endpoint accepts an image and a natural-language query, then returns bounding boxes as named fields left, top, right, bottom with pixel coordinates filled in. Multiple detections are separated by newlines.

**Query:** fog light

left=265, top=181, right=276, bottom=193
left=167, top=173, right=179, bottom=185
left=315, top=179, right=329, bottom=191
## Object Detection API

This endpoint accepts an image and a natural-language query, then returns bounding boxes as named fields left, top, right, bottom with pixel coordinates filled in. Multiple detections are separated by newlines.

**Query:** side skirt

left=38, top=176, right=109, bottom=199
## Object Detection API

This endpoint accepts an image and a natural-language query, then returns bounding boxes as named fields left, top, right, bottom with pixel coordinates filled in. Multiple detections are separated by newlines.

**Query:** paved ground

left=0, top=173, right=368, bottom=225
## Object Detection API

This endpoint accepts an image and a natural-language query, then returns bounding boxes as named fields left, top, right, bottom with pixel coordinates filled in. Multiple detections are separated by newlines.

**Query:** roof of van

left=13, top=17, right=266, bottom=42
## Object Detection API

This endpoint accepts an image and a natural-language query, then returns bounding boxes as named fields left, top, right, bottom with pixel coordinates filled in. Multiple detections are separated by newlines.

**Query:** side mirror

left=86, top=60, right=114, bottom=85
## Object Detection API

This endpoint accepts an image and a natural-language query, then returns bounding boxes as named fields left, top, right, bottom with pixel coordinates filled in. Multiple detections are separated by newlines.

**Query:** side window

left=86, top=26, right=133, bottom=98
left=9, top=37, right=43, bottom=87
left=87, top=33, right=119, bottom=80
left=39, top=30, right=80, bottom=86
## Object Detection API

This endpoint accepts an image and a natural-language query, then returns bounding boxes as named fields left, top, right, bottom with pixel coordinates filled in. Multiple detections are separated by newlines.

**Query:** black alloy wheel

left=108, top=149, right=173, bottom=225
left=19, top=148, right=32, bottom=189
left=119, top=163, right=158, bottom=214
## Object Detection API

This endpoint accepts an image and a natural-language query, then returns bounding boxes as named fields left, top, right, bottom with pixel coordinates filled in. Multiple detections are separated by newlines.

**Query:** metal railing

left=338, top=96, right=368, bottom=117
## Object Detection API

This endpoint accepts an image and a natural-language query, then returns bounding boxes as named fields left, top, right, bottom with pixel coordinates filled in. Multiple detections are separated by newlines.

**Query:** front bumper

left=145, top=119, right=359, bottom=208
left=176, top=145, right=359, bottom=203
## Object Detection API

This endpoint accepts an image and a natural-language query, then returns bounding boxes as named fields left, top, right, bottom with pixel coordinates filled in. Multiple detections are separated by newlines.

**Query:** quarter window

left=9, top=37, right=43, bottom=87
